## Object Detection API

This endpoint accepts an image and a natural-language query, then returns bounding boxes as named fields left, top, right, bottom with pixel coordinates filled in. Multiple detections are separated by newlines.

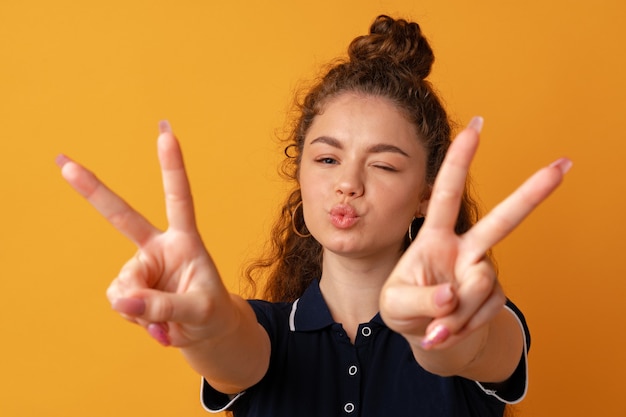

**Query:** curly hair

left=245, top=15, right=483, bottom=303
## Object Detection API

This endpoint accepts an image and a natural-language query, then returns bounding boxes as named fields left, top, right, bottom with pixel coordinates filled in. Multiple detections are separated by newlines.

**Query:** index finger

left=423, top=117, right=482, bottom=231
left=57, top=155, right=158, bottom=246
left=157, top=121, right=198, bottom=232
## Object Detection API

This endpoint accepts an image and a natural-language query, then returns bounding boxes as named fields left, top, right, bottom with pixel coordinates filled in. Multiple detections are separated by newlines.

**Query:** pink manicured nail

left=467, top=116, right=484, bottom=133
left=421, top=324, right=450, bottom=349
left=112, top=298, right=146, bottom=316
left=434, top=284, right=455, bottom=307
left=55, top=154, right=71, bottom=168
left=549, top=157, right=573, bottom=174
left=148, top=323, right=171, bottom=347
left=158, top=120, right=172, bottom=134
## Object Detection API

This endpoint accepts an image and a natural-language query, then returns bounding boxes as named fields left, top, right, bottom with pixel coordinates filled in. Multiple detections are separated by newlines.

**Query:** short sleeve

left=199, top=299, right=282, bottom=413
left=201, top=380, right=245, bottom=413
left=475, top=299, right=531, bottom=404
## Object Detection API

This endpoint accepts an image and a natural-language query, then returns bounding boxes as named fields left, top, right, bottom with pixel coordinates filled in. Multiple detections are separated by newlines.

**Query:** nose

left=335, top=164, right=364, bottom=198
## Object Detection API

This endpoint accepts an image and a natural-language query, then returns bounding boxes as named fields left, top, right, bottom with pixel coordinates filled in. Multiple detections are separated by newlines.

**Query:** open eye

left=316, top=157, right=338, bottom=165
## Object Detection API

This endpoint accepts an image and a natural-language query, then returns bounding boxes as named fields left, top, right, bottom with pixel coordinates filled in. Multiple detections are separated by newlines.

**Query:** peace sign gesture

left=380, top=117, right=570, bottom=379
left=57, top=122, right=238, bottom=348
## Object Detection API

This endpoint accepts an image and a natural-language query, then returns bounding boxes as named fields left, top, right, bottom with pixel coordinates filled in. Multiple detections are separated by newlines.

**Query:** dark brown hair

left=245, top=15, right=482, bottom=302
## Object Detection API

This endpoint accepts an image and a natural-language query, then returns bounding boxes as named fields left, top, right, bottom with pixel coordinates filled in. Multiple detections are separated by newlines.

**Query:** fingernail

left=468, top=116, right=484, bottom=133
left=434, top=284, right=455, bottom=307
left=158, top=120, right=172, bottom=134
left=55, top=154, right=71, bottom=168
left=112, top=297, right=146, bottom=316
left=421, top=324, right=450, bottom=349
left=549, top=157, right=573, bottom=174
left=148, top=323, right=171, bottom=347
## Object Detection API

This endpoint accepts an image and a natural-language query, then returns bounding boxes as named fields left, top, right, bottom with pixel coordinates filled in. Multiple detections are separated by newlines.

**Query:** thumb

left=380, top=282, right=457, bottom=335
left=112, top=290, right=210, bottom=324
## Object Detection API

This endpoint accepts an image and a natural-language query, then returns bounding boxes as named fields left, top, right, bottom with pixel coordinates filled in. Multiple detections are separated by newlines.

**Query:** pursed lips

left=329, top=204, right=360, bottom=229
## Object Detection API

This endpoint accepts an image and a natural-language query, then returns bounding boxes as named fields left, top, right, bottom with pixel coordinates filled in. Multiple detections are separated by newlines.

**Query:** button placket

left=339, top=337, right=361, bottom=416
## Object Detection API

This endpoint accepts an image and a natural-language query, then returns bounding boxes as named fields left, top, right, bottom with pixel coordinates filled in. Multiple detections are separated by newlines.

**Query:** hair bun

left=348, top=15, right=434, bottom=79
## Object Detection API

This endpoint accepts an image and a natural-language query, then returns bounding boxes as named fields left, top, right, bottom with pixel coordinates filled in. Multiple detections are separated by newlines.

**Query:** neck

left=318, top=249, right=400, bottom=340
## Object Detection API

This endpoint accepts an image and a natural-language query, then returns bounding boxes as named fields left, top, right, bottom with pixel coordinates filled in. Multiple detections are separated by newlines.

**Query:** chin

left=318, top=236, right=363, bottom=255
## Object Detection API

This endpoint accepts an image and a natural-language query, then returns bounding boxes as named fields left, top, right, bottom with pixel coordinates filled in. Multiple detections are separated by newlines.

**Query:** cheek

left=299, top=162, right=329, bottom=199
left=298, top=173, right=325, bottom=223
left=299, top=175, right=318, bottom=204
left=379, top=183, right=426, bottom=221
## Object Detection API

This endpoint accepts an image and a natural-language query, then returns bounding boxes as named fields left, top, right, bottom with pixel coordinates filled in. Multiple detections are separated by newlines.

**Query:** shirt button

left=344, top=402, right=355, bottom=413
left=348, top=365, right=358, bottom=376
left=361, top=326, right=372, bottom=337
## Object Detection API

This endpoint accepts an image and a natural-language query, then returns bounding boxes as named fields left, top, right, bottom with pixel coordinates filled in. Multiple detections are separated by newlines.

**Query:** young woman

left=58, top=15, right=570, bottom=417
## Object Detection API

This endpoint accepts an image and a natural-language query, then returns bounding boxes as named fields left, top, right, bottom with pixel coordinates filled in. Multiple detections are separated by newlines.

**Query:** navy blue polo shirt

left=201, top=280, right=529, bottom=416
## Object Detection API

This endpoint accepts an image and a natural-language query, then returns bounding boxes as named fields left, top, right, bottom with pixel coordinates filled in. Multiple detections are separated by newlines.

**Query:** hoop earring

left=291, top=201, right=311, bottom=238
left=408, top=216, right=425, bottom=243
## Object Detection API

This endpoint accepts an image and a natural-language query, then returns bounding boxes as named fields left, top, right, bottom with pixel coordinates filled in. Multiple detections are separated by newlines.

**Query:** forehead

left=306, top=92, right=422, bottom=152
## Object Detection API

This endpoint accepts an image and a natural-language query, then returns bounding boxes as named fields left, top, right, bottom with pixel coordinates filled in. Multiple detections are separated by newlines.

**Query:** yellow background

left=1, top=1, right=624, bottom=416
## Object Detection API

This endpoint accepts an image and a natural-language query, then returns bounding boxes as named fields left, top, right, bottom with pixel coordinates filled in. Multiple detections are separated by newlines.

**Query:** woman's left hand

left=380, top=117, right=570, bottom=352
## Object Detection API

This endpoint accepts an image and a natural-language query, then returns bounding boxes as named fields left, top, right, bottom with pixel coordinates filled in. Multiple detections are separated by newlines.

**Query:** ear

left=416, top=187, right=432, bottom=218
left=416, top=200, right=430, bottom=218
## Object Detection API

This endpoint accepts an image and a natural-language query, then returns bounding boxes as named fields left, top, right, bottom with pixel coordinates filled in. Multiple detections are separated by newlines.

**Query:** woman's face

left=299, top=92, right=430, bottom=260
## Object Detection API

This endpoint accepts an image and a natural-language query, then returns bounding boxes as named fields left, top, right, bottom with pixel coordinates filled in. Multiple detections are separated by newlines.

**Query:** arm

left=58, top=121, right=270, bottom=393
left=380, top=117, right=569, bottom=383
left=181, top=295, right=271, bottom=394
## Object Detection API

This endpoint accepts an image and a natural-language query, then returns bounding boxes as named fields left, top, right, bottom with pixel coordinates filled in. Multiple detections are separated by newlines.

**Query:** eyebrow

left=309, top=136, right=410, bottom=157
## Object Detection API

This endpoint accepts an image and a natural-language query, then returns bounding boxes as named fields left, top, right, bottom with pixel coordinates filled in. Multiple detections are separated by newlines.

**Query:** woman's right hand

left=57, top=121, right=236, bottom=348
